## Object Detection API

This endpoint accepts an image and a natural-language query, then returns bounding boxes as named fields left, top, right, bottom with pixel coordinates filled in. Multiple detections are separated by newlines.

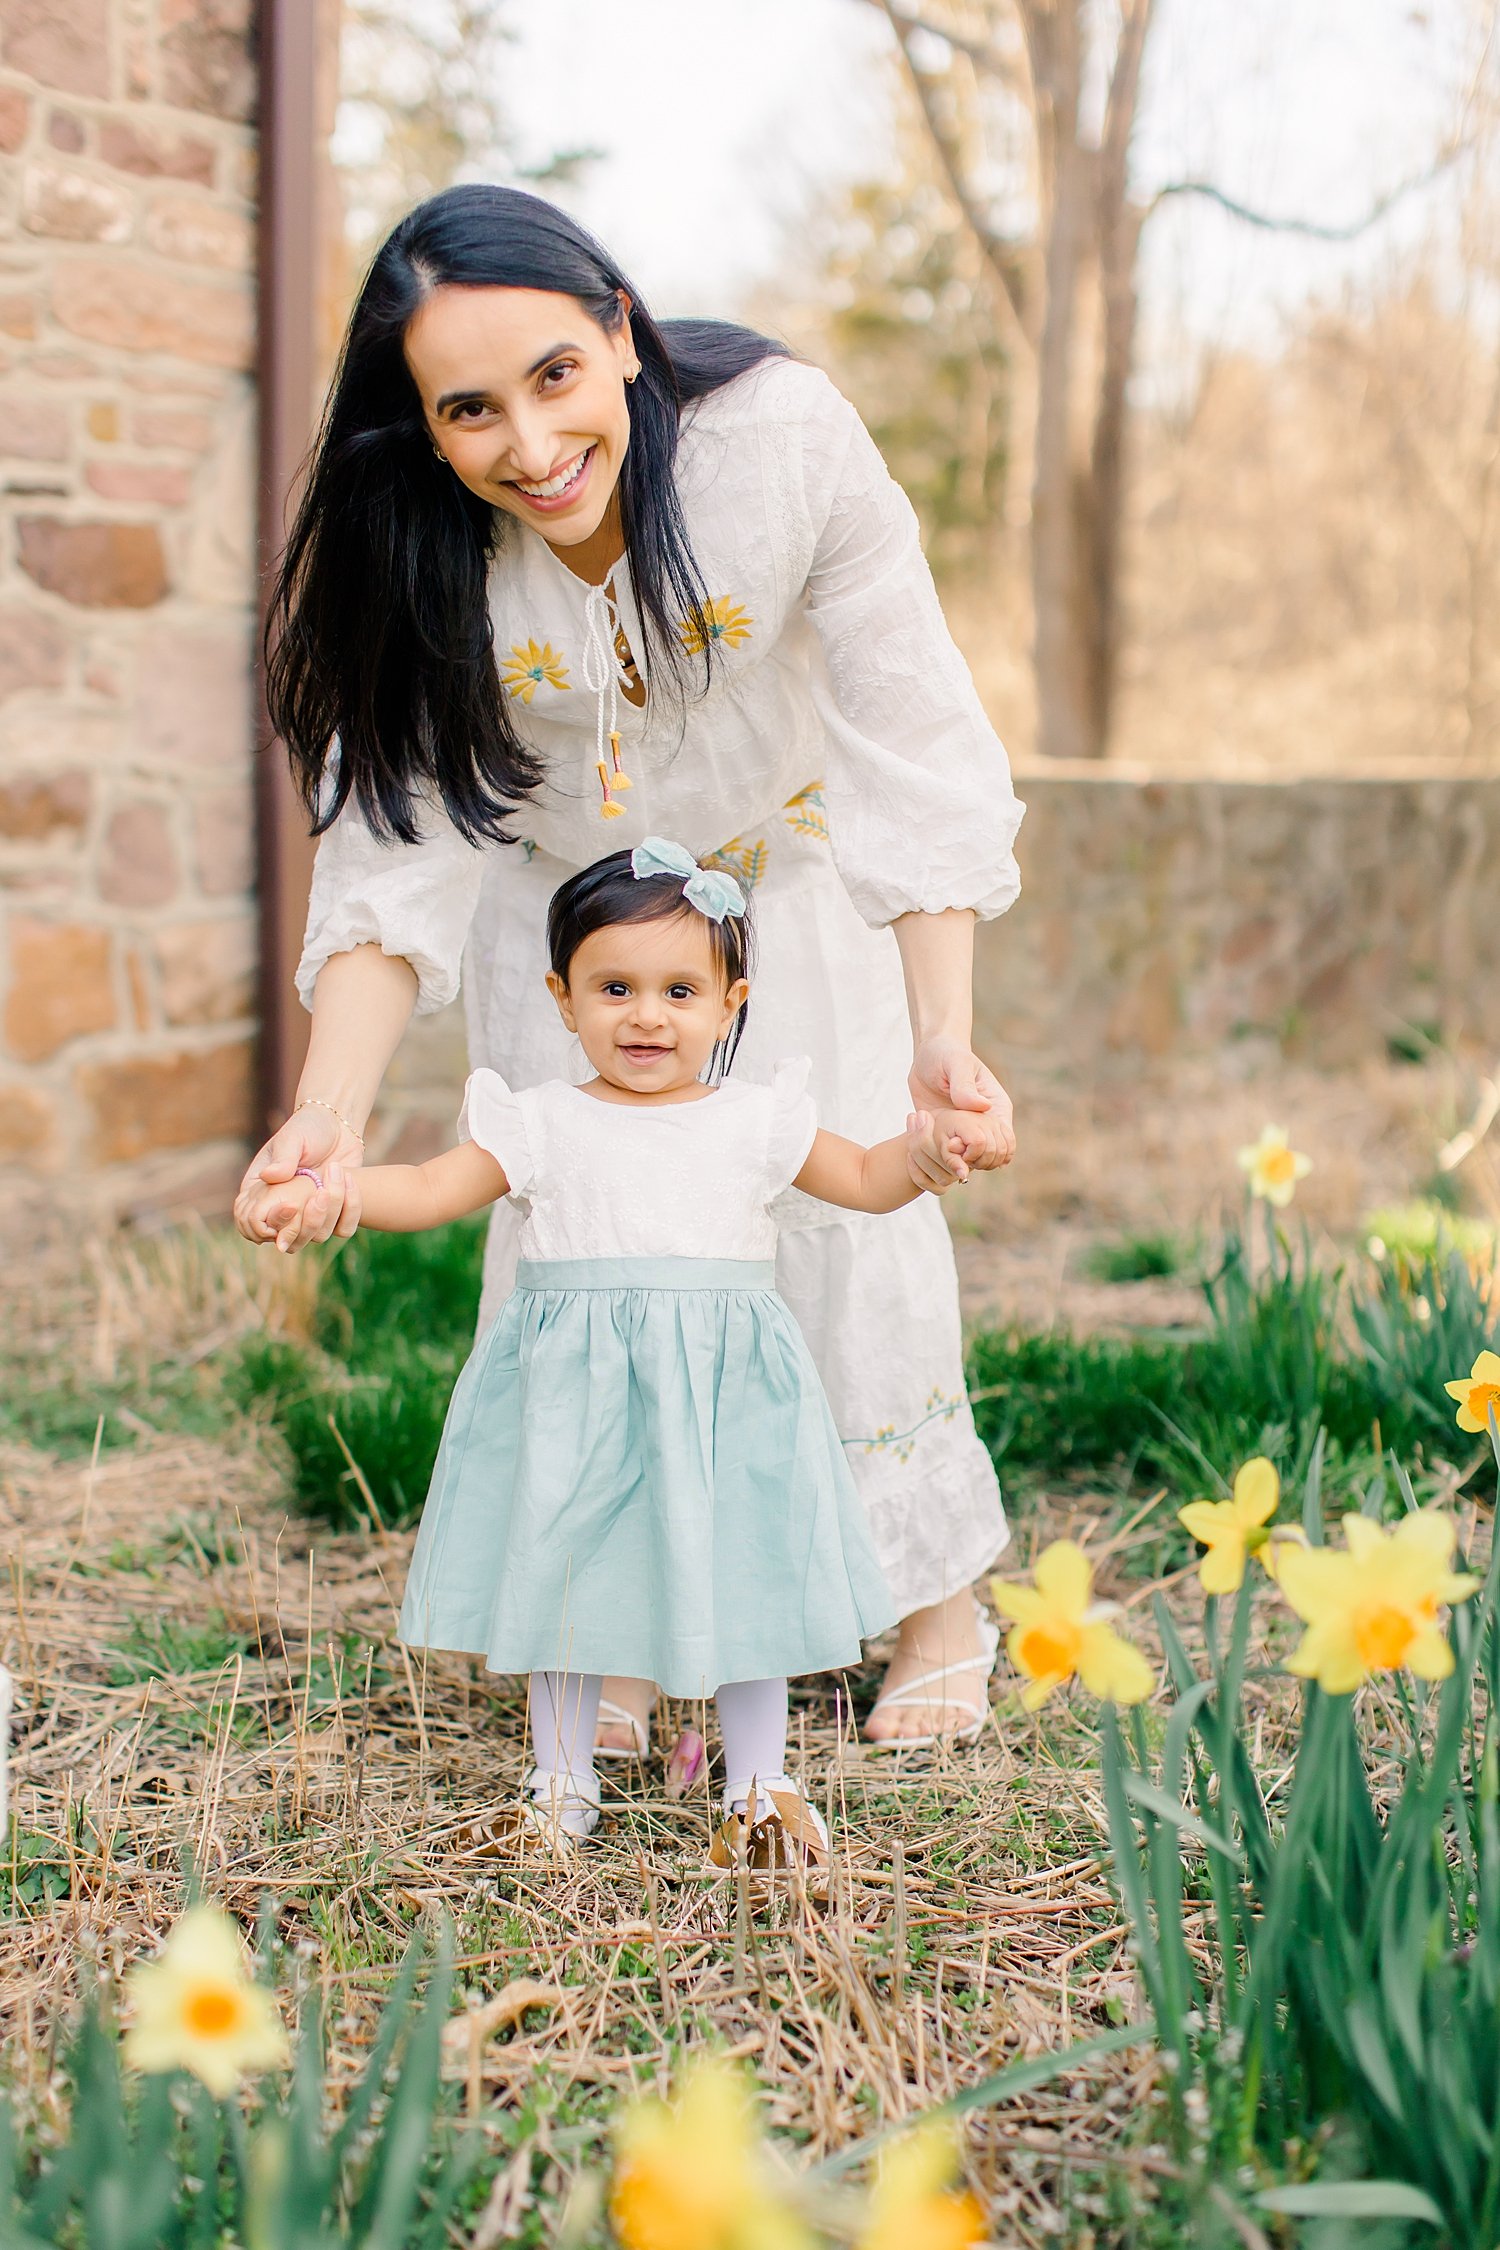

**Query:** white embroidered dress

left=298, top=356, right=1026, bottom=1611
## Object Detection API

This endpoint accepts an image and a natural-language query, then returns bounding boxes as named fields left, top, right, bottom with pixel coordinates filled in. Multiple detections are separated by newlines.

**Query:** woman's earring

left=430, top=439, right=445, bottom=460
left=625, top=363, right=640, bottom=384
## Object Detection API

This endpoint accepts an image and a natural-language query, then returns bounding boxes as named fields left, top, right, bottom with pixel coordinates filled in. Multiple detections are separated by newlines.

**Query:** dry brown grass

left=0, top=1237, right=1182, bottom=2243
left=4, top=1037, right=1480, bottom=2237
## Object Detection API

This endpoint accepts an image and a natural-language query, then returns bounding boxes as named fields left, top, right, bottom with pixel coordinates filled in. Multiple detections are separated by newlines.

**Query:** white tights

left=530, top=1671, right=789, bottom=1810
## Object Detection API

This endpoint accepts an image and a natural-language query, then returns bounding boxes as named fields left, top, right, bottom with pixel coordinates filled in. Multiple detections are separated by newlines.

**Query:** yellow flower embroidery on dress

left=783, top=782, right=829, bottom=842
left=701, top=835, right=768, bottom=892
left=844, top=1389, right=964, bottom=1465
left=501, top=640, right=570, bottom=704
left=678, top=597, right=754, bottom=656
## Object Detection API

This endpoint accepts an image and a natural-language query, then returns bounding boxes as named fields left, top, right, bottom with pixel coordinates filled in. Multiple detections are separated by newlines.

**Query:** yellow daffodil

left=1237, top=1125, right=1312, bottom=1207
left=1178, top=1457, right=1280, bottom=1594
left=610, top=2056, right=813, bottom=2250
left=1276, top=1510, right=1481, bottom=1695
left=1259, top=1522, right=1309, bottom=1583
left=991, top=1541, right=1154, bottom=1711
left=855, top=2121, right=986, bottom=2250
left=123, top=1905, right=288, bottom=2098
left=1444, top=1349, right=1500, bottom=1436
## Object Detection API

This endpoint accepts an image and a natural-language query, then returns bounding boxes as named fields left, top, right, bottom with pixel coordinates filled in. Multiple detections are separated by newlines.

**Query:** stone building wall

left=0, top=0, right=258, bottom=1244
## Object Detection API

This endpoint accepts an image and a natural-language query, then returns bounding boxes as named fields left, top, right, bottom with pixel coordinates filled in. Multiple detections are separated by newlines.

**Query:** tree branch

left=1146, top=139, right=1470, bottom=242
left=868, top=0, right=1034, bottom=350
left=863, top=0, right=1027, bottom=92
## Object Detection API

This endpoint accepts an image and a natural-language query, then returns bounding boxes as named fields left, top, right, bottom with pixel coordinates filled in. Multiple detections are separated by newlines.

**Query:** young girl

left=246, top=840, right=975, bottom=1868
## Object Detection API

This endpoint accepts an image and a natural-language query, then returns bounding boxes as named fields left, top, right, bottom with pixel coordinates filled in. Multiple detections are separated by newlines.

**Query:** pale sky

left=494, top=0, right=1478, bottom=367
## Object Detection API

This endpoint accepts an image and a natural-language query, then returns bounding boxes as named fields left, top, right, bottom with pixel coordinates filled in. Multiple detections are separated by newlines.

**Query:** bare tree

left=868, top=0, right=1154, bottom=760
left=865, top=0, right=1482, bottom=762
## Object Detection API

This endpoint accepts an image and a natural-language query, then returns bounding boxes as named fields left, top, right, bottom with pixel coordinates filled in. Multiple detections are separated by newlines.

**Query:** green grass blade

left=810, top=2024, right=1150, bottom=2177
left=1255, top=2182, right=1444, bottom=2222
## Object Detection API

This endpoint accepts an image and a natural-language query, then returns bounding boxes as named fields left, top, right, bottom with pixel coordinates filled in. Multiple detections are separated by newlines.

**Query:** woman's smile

left=507, top=443, right=597, bottom=513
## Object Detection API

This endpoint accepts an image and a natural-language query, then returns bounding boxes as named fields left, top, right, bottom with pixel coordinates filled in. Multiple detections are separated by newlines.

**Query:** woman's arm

left=894, top=908, right=1016, bottom=1169
left=233, top=945, right=418, bottom=1247
left=794, top=1115, right=966, bottom=1215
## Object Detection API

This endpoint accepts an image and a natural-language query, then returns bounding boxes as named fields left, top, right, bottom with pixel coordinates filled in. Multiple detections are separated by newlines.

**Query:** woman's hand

left=233, top=1105, right=363, bottom=1247
left=909, top=1037, right=1016, bottom=1170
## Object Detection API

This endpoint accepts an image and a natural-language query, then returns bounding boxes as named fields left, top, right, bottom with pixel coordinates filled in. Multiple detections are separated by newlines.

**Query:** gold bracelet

left=294, top=1096, right=366, bottom=1149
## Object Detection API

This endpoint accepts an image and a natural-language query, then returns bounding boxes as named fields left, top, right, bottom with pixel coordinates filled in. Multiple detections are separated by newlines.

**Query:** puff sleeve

left=789, top=365, right=1024, bottom=928
left=296, top=790, right=488, bottom=1018
left=457, top=1069, right=536, bottom=1199
left=765, top=1055, right=820, bottom=1196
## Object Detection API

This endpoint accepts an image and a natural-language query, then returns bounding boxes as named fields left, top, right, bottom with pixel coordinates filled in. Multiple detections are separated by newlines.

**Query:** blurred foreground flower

left=1237, top=1126, right=1312, bottom=1207
left=1178, top=1456, right=1280, bottom=1594
left=991, top=1541, right=1153, bottom=1711
left=1444, top=1348, right=1500, bottom=1434
left=610, top=2056, right=813, bottom=2250
left=124, top=1905, right=288, bottom=2098
left=854, top=2120, right=986, bottom=2250
left=1277, top=1511, right=1480, bottom=1694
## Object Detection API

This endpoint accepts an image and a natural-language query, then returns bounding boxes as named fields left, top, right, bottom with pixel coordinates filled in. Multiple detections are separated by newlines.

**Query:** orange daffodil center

left=122, top=1905, right=288, bottom=2099
left=1276, top=1509, right=1480, bottom=1695
left=1178, top=1456, right=1282, bottom=1595
left=855, top=2121, right=986, bottom=2250
left=991, top=1540, right=1153, bottom=1711
left=1237, top=1125, right=1313, bottom=1208
left=1445, top=1349, right=1500, bottom=1436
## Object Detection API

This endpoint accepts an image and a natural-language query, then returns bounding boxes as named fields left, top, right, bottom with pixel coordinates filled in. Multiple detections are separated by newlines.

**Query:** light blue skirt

left=398, top=1256, right=898, bottom=1695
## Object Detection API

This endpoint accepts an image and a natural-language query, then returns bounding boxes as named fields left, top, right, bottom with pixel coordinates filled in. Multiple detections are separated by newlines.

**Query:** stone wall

left=975, top=769, right=1500, bottom=1076
left=378, top=771, right=1500, bottom=1154
left=0, top=0, right=258, bottom=1243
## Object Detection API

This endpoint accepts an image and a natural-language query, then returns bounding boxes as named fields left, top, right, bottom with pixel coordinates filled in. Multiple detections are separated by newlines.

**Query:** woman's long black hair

left=266, top=185, right=790, bottom=846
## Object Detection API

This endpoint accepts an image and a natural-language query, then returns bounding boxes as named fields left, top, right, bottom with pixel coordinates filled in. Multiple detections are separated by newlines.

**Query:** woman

left=236, top=184, right=1025, bottom=1751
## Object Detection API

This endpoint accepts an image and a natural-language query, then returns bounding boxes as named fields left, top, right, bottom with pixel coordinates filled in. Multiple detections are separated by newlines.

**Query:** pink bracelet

left=295, top=1165, right=325, bottom=1192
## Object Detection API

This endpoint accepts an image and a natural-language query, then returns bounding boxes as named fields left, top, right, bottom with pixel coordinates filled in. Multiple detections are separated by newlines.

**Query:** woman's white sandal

left=515, top=1764, right=601, bottom=1855
left=593, top=1694, right=653, bottom=1764
left=709, top=1773, right=830, bottom=1894
left=863, top=1604, right=1001, bottom=1750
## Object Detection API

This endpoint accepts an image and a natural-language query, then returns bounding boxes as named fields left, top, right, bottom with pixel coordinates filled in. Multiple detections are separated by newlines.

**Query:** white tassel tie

left=581, top=580, right=636, bottom=819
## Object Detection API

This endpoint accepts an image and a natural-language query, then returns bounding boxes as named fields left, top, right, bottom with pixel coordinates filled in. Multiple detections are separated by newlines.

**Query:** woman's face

left=404, top=283, right=636, bottom=549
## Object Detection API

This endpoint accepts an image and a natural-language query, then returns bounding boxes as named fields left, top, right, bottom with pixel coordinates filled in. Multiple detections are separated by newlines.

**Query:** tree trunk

left=1023, top=1, right=1097, bottom=761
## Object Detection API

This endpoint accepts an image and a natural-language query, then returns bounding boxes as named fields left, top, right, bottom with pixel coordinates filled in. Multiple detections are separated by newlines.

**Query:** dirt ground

left=950, top=1049, right=1492, bottom=1333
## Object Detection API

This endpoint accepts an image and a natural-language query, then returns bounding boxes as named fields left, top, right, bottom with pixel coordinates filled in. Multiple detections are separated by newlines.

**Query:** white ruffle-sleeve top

left=459, top=1056, right=820, bottom=1264
left=297, top=357, right=1024, bottom=1018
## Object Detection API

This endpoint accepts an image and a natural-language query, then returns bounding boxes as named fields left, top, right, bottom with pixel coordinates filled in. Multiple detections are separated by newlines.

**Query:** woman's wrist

left=292, top=1093, right=367, bottom=1147
left=910, top=1018, right=974, bottom=1054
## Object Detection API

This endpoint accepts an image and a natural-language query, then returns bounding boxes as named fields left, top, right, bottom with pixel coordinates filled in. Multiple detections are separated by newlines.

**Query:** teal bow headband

left=630, top=836, right=747, bottom=924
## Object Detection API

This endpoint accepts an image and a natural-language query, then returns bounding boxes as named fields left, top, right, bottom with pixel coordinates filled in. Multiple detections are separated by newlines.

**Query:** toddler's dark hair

left=546, top=850, right=755, bottom=1079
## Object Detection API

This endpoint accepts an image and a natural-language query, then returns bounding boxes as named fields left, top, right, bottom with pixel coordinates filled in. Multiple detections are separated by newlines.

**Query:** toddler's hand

left=239, top=1169, right=334, bottom=1254
left=905, top=1109, right=971, bottom=1196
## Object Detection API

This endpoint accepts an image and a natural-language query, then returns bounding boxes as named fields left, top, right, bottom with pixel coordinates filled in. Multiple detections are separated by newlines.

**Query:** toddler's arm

left=247, top=1141, right=509, bottom=1252
left=793, top=1112, right=967, bottom=1215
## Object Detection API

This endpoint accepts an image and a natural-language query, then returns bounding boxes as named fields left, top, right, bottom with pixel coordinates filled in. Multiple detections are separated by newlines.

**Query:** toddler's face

left=546, top=913, right=748, bottom=1097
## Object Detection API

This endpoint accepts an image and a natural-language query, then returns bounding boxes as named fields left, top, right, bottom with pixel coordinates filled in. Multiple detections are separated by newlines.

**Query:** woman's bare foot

left=862, top=1590, right=998, bottom=1743
left=595, top=1674, right=656, bottom=1758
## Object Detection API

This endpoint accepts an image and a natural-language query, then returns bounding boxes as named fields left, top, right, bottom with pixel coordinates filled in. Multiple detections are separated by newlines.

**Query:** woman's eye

left=540, top=360, right=578, bottom=388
